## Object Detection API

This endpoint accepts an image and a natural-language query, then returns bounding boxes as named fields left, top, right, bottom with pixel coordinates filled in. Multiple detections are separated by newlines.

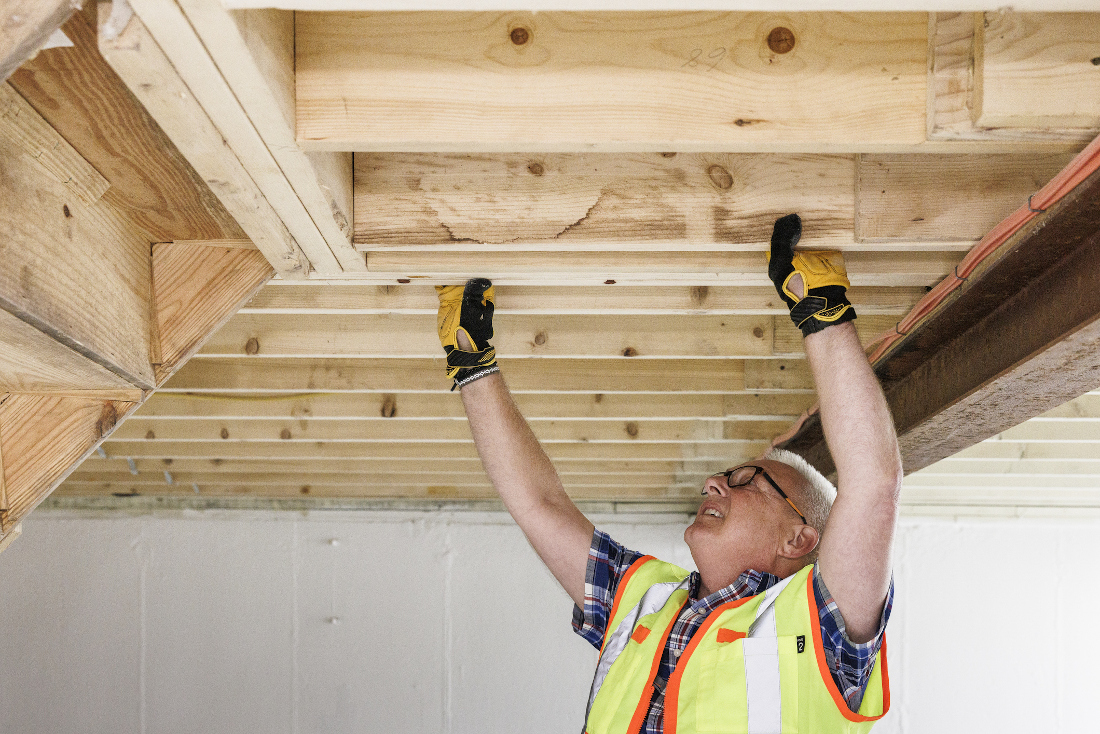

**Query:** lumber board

left=0, top=397, right=5, bottom=511
left=0, top=393, right=140, bottom=531
left=953, top=442, right=1100, bottom=461
left=0, top=523, right=19, bottom=553
left=920, top=459, right=1100, bottom=475
left=857, top=153, right=1076, bottom=242
left=246, top=283, right=923, bottom=316
left=123, top=0, right=348, bottom=274
left=0, top=310, right=137, bottom=392
left=97, top=6, right=309, bottom=278
left=297, top=12, right=927, bottom=152
left=8, top=7, right=245, bottom=243
left=0, top=129, right=155, bottom=388
left=97, top=439, right=770, bottom=462
left=352, top=250, right=962, bottom=287
left=151, top=241, right=274, bottom=383
left=167, top=357, right=812, bottom=393
left=926, top=12, right=1096, bottom=145
left=974, top=12, right=1100, bottom=130
left=0, top=0, right=79, bottom=82
left=114, top=416, right=787, bottom=443
left=136, top=391, right=814, bottom=421
left=0, top=82, right=109, bottom=205
left=174, top=1, right=364, bottom=271
left=1038, top=393, right=1100, bottom=418
left=199, top=313, right=775, bottom=358
left=227, top=2, right=1100, bottom=9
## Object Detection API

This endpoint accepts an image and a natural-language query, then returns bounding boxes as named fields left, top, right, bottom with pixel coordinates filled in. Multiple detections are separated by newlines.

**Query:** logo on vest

left=796, top=635, right=806, bottom=653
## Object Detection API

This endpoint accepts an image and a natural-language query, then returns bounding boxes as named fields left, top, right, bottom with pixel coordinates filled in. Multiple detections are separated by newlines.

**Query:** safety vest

left=584, top=557, right=889, bottom=734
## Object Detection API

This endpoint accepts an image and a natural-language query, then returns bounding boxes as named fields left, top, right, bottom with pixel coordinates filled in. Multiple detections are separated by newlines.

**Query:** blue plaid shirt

left=572, top=529, right=892, bottom=733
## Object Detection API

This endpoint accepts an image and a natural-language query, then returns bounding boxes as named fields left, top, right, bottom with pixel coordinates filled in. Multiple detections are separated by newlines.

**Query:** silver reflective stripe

left=744, top=574, right=796, bottom=734
left=584, top=577, right=692, bottom=725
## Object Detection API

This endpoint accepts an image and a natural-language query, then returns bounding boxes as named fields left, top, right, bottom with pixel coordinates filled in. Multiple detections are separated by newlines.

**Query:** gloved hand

left=767, top=213, right=856, bottom=337
left=436, top=278, right=499, bottom=390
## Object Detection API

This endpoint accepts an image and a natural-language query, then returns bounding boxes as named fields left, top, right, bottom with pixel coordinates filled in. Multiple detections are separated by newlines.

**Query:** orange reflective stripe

left=627, top=598, right=690, bottom=734
left=631, top=626, right=651, bottom=644
left=663, top=595, right=756, bottom=734
left=601, top=555, right=656, bottom=656
left=716, top=628, right=746, bottom=644
left=805, top=572, right=890, bottom=722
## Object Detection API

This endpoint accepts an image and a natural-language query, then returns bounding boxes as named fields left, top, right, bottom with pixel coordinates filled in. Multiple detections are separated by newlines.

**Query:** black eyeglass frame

left=706, top=465, right=808, bottom=525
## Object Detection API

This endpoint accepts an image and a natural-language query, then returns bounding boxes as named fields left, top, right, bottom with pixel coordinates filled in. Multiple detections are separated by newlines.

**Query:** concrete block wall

left=0, top=510, right=1095, bottom=733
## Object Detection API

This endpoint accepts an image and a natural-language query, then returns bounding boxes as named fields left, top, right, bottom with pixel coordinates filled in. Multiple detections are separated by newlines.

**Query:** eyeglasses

left=706, top=465, right=807, bottom=525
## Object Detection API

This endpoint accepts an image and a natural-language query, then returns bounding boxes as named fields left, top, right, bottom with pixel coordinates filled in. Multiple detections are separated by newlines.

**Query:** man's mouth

left=699, top=503, right=724, bottom=519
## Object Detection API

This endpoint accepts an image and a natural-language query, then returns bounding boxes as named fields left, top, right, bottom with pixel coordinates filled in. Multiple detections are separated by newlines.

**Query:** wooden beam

left=0, top=82, right=110, bottom=205
left=974, top=12, right=1100, bottom=130
left=151, top=241, right=273, bottom=383
left=857, top=153, right=1076, bottom=241
left=780, top=161, right=1100, bottom=475
left=228, top=2, right=1100, bottom=10
left=0, top=0, right=79, bottom=82
left=97, top=4, right=309, bottom=278
left=297, top=12, right=929, bottom=152
left=173, top=0, right=364, bottom=271
left=0, top=523, right=20, bottom=554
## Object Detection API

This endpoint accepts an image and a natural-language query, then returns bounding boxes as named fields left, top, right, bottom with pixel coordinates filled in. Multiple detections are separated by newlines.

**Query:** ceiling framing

left=2, top=2, right=1100, bottom=543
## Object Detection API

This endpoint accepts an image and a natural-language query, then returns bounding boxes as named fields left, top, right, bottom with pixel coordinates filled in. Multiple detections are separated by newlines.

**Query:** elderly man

left=435, top=214, right=902, bottom=733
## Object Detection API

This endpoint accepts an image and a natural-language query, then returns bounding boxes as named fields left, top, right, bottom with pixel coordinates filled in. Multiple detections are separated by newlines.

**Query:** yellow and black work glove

left=436, top=278, right=499, bottom=390
left=767, top=213, right=856, bottom=337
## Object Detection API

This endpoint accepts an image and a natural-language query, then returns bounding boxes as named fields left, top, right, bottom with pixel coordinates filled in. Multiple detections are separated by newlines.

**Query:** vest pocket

left=693, top=635, right=800, bottom=734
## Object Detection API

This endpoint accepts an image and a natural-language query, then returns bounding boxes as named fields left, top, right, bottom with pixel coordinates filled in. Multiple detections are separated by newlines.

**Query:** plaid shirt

left=572, top=529, right=892, bottom=734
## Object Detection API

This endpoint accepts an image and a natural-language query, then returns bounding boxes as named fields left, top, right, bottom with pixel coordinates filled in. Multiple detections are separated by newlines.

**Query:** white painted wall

left=1, top=509, right=1097, bottom=733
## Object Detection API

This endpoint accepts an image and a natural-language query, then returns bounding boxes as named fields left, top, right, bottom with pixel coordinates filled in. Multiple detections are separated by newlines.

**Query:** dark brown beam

left=780, top=162, right=1100, bottom=475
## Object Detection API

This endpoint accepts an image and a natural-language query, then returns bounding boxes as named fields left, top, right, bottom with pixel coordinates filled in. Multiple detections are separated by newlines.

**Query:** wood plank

left=167, top=357, right=808, bottom=394
left=0, top=126, right=155, bottom=388
left=229, top=2, right=1100, bottom=10
left=123, top=0, right=346, bottom=274
left=926, top=12, right=1095, bottom=145
left=0, top=309, right=137, bottom=391
left=0, top=393, right=140, bottom=531
left=136, top=391, right=814, bottom=421
left=0, top=523, right=20, bottom=553
left=0, top=397, right=6, bottom=511
left=0, top=0, right=78, bottom=81
left=97, top=5, right=309, bottom=278
left=199, top=313, right=775, bottom=358
left=0, top=81, right=109, bottom=205
left=174, top=1, right=365, bottom=271
left=66, top=470, right=698, bottom=487
left=297, top=12, right=927, bottom=152
left=246, top=283, right=924, bottom=316
left=9, top=6, right=245, bottom=243
left=80, top=456, right=713, bottom=473
left=113, top=417, right=787, bottom=443
left=151, top=241, right=273, bottom=383
left=98, top=439, right=769, bottom=462
left=952, top=442, right=1100, bottom=461
left=354, top=249, right=962, bottom=287
left=1038, top=393, right=1100, bottom=418
left=974, top=12, right=1100, bottom=130
left=857, top=153, right=1076, bottom=241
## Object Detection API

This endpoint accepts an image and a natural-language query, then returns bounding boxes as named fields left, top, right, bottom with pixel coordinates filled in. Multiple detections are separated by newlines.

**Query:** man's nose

left=701, top=476, right=728, bottom=497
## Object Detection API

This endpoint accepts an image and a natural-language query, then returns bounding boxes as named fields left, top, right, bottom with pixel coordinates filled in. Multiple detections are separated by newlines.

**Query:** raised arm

left=768, top=215, right=903, bottom=643
left=437, top=281, right=594, bottom=607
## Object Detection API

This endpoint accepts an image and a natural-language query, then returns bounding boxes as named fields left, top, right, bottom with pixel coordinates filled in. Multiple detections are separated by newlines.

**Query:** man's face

left=684, top=459, right=808, bottom=574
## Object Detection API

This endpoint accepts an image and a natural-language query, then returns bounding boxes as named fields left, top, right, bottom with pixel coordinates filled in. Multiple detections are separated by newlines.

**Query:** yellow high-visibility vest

left=583, top=557, right=889, bottom=734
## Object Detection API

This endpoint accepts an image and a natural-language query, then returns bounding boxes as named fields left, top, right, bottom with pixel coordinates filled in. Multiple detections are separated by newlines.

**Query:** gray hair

left=763, top=447, right=836, bottom=543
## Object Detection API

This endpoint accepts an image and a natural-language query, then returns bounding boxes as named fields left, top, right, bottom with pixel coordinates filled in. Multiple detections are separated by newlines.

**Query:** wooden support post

left=0, top=0, right=80, bottom=82
left=779, top=163, right=1100, bottom=475
left=97, top=3, right=309, bottom=279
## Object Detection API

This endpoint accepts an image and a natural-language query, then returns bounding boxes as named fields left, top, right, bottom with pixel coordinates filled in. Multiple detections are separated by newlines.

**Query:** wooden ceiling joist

left=779, top=160, right=1100, bottom=475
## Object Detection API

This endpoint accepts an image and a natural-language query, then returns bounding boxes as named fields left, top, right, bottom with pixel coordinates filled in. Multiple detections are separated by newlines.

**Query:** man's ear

left=780, top=524, right=819, bottom=560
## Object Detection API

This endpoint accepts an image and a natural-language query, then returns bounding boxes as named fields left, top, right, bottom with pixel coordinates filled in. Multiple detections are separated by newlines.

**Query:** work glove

left=436, top=278, right=499, bottom=390
left=767, top=213, right=856, bottom=337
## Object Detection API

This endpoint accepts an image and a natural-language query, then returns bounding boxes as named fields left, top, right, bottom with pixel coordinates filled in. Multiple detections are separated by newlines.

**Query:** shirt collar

left=688, top=568, right=781, bottom=612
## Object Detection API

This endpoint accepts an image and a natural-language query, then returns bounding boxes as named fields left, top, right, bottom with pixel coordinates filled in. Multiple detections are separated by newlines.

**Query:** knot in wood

left=533, top=331, right=548, bottom=346
left=220, top=427, right=230, bottom=439
left=604, top=279, right=616, bottom=285
left=767, top=27, right=796, bottom=54
left=145, top=430, right=156, bottom=440
left=527, top=162, right=544, bottom=176
left=707, top=164, right=734, bottom=190
left=622, top=347, right=638, bottom=357
left=380, top=394, right=398, bottom=418
left=625, top=421, right=639, bottom=438
left=300, top=485, right=311, bottom=495
left=753, top=327, right=765, bottom=338
left=244, top=337, right=260, bottom=355
left=659, top=152, right=677, bottom=158
left=279, top=428, right=292, bottom=440
left=510, top=27, right=530, bottom=45
left=690, top=285, right=709, bottom=306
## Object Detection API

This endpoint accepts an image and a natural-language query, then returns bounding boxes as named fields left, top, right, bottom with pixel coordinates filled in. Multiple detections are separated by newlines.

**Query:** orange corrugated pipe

left=770, top=132, right=1100, bottom=451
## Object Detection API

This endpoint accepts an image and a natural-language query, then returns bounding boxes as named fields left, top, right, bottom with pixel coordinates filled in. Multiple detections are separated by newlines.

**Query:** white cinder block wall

left=1, top=510, right=1097, bottom=734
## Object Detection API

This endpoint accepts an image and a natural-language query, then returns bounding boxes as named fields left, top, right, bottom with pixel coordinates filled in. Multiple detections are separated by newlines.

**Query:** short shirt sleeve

left=812, top=561, right=894, bottom=713
left=571, top=528, right=646, bottom=650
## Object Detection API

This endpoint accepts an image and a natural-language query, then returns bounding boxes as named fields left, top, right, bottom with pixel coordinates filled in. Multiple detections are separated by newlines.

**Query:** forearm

left=804, top=322, right=902, bottom=493
left=459, top=372, right=593, bottom=604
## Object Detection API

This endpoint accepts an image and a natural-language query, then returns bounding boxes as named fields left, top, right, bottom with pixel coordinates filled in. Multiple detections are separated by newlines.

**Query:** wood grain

left=152, top=241, right=273, bottom=383
left=8, top=6, right=245, bottom=243
left=857, top=153, right=1076, bottom=241
left=297, top=11, right=927, bottom=151
left=0, top=82, right=110, bottom=205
